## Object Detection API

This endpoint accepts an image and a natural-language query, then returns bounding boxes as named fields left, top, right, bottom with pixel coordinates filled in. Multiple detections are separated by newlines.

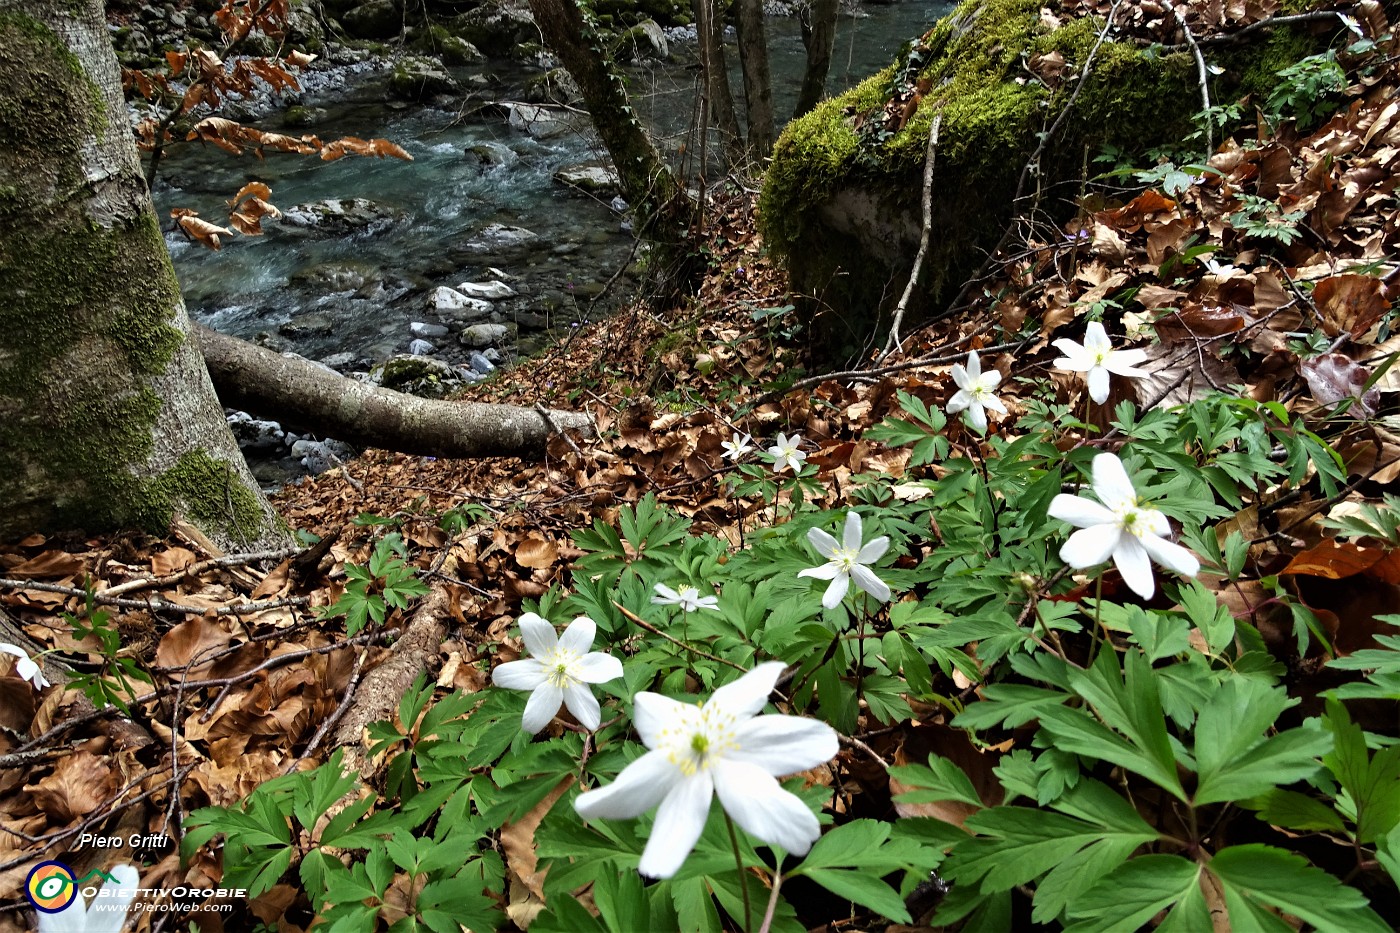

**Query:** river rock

left=451, top=2, right=537, bottom=55
left=460, top=323, right=513, bottom=348
left=408, top=338, right=436, bottom=355
left=467, top=351, right=496, bottom=375
left=320, top=351, right=361, bottom=371
left=468, top=142, right=518, bottom=168
left=410, top=321, right=450, bottom=338
left=464, top=223, right=538, bottom=252
left=373, top=354, right=459, bottom=398
left=389, top=55, right=459, bottom=101
left=553, top=162, right=621, bottom=196
left=279, top=198, right=405, bottom=237
left=290, top=262, right=375, bottom=291
left=506, top=103, right=572, bottom=139
left=430, top=286, right=493, bottom=316
left=293, top=439, right=357, bottom=474
left=342, top=0, right=400, bottom=39
left=616, top=19, right=669, bottom=61
left=227, top=412, right=287, bottom=452
left=457, top=280, right=516, bottom=300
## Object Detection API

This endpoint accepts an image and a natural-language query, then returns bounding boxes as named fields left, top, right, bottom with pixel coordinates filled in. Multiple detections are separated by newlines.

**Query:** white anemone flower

left=37, top=863, right=139, bottom=933
left=1052, top=321, right=1149, bottom=404
left=0, top=643, right=49, bottom=690
left=799, top=511, right=891, bottom=609
left=1048, top=452, right=1201, bottom=599
left=652, top=583, right=720, bottom=613
left=492, top=614, right=623, bottom=733
left=721, top=432, right=754, bottom=461
left=946, top=351, right=1007, bottom=432
left=574, top=661, right=838, bottom=878
left=766, top=432, right=807, bottom=475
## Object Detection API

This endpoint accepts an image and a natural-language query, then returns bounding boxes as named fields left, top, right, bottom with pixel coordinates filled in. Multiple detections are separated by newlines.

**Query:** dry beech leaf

left=151, top=546, right=197, bottom=575
left=6, top=549, right=83, bottom=579
left=320, top=136, right=413, bottom=162
left=156, top=617, right=233, bottom=675
left=1280, top=539, right=1400, bottom=584
left=1300, top=353, right=1380, bottom=417
left=1314, top=274, right=1390, bottom=338
left=515, top=534, right=558, bottom=570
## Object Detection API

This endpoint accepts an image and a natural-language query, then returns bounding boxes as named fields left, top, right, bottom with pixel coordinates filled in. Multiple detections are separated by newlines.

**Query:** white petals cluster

left=721, top=432, right=754, bottom=461
left=36, top=863, right=139, bottom=933
left=491, top=614, right=623, bottom=733
left=1052, top=321, right=1149, bottom=404
left=799, top=512, right=891, bottom=609
left=1, top=643, right=49, bottom=690
left=766, top=432, right=807, bottom=474
left=946, top=351, right=1007, bottom=432
left=574, top=661, right=838, bottom=878
left=1048, top=452, right=1201, bottom=599
left=652, top=583, right=719, bottom=613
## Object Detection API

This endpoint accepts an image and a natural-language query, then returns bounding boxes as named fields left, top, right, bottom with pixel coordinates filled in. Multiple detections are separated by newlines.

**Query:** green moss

left=147, top=451, right=272, bottom=540
left=759, top=0, right=1337, bottom=357
left=0, top=11, right=106, bottom=165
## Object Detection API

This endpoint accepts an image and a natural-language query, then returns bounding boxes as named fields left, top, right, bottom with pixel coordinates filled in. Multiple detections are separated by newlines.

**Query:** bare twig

left=612, top=601, right=748, bottom=671
left=101, top=548, right=298, bottom=597
left=879, top=114, right=942, bottom=363
left=0, top=578, right=308, bottom=616
left=1168, top=0, right=1214, bottom=159
left=291, top=647, right=368, bottom=770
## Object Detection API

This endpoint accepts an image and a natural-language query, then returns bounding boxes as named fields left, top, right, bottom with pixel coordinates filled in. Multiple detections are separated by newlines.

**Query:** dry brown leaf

left=151, top=546, right=197, bottom=576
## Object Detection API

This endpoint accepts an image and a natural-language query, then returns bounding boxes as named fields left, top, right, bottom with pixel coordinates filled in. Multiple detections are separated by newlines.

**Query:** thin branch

left=879, top=114, right=942, bottom=363
left=612, top=602, right=747, bottom=671
left=1169, top=0, right=1214, bottom=159
left=0, top=578, right=308, bottom=616
left=101, top=548, right=298, bottom=597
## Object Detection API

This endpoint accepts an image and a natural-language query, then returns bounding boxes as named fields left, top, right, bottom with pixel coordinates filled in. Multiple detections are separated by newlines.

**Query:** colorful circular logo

left=25, top=861, right=77, bottom=913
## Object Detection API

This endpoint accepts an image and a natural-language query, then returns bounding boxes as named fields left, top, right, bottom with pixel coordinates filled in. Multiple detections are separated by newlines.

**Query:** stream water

left=155, top=0, right=953, bottom=372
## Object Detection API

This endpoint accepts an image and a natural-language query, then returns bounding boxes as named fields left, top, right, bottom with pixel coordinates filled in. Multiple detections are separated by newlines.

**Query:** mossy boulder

left=759, top=0, right=1331, bottom=359
left=341, top=0, right=403, bottom=39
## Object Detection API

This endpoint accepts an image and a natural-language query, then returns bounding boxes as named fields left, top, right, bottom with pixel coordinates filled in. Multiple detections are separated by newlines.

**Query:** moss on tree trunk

left=0, top=0, right=286, bottom=550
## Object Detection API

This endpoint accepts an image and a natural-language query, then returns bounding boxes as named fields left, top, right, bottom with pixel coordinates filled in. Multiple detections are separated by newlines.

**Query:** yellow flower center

left=661, top=704, right=740, bottom=776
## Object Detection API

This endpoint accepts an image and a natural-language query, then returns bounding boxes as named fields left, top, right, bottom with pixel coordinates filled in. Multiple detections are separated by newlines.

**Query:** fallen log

left=196, top=325, right=593, bottom=459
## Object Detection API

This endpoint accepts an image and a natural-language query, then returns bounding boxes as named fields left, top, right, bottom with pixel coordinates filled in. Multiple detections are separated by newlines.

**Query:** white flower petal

left=1052, top=339, right=1091, bottom=370
left=1113, top=536, right=1156, bottom=599
left=1105, top=349, right=1149, bottom=374
left=966, top=402, right=988, bottom=432
left=0, top=643, right=25, bottom=660
left=562, top=680, right=602, bottom=731
left=980, top=369, right=1002, bottom=389
left=1083, top=321, right=1111, bottom=353
left=492, top=659, right=547, bottom=691
left=639, top=773, right=714, bottom=878
left=1137, top=507, right=1171, bottom=538
left=983, top=394, right=1008, bottom=414
left=517, top=612, right=558, bottom=658
left=634, top=692, right=689, bottom=748
left=1091, top=454, right=1138, bottom=510
left=806, top=527, right=839, bottom=559
left=521, top=683, right=563, bottom=734
left=574, top=652, right=623, bottom=684
left=710, top=662, right=785, bottom=719
left=1087, top=366, right=1111, bottom=403
left=1140, top=535, right=1201, bottom=578
left=713, top=761, right=821, bottom=856
left=951, top=363, right=971, bottom=390
left=822, top=573, right=850, bottom=609
left=850, top=564, right=891, bottom=603
left=841, top=511, right=864, bottom=552
left=19, top=658, right=50, bottom=690
left=965, top=351, right=982, bottom=380
left=1059, top=524, right=1122, bottom=570
left=946, top=390, right=972, bottom=415
left=856, top=536, right=889, bottom=564
left=1048, top=494, right=1116, bottom=528
left=557, top=616, right=597, bottom=655
left=798, top=563, right=842, bottom=581
left=575, top=750, right=681, bottom=820
left=731, top=715, right=840, bottom=776
left=652, top=583, right=681, bottom=605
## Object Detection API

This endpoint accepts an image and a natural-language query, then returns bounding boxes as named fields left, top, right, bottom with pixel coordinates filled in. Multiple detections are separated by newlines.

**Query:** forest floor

left=4, top=3, right=1400, bottom=929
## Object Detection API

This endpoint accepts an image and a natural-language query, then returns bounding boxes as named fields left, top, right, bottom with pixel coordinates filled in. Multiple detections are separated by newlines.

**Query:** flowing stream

left=155, top=1, right=953, bottom=371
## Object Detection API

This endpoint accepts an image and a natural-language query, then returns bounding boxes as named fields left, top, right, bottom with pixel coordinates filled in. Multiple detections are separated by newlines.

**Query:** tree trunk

left=527, top=0, right=702, bottom=298
left=794, top=0, right=840, bottom=119
left=0, top=0, right=287, bottom=552
left=197, top=326, right=594, bottom=458
left=693, top=0, right=745, bottom=166
left=735, top=0, right=775, bottom=156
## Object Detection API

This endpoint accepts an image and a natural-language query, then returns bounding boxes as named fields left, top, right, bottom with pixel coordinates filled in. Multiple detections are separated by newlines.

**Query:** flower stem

left=756, top=857, right=784, bottom=933
left=724, top=811, right=753, bottom=932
